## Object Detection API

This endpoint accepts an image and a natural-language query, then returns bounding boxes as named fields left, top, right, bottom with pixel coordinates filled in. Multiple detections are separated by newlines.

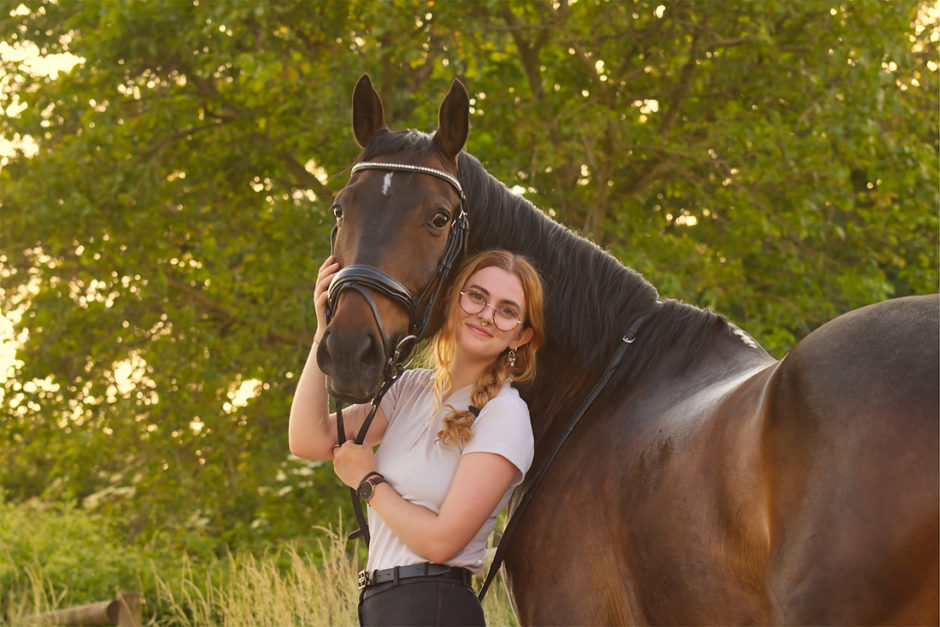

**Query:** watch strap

left=360, top=471, right=382, bottom=484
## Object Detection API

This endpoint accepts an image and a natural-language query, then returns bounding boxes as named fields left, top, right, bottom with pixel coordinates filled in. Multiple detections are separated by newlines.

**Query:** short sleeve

left=379, top=368, right=431, bottom=425
left=462, top=387, right=534, bottom=486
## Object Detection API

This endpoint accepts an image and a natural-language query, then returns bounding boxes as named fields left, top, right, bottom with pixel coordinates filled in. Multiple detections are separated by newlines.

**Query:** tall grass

left=5, top=519, right=517, bottom=626
left=2, top=564, right=69, bottom=624
left=152, top=524, right=360, bottom=626
left=152, top=524, right=517, bottom=626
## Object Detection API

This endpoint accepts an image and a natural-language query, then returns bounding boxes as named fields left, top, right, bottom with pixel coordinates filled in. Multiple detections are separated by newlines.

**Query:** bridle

left=324, top=161, right=468, bottom=544
left=326, top=162, right=468, bottom=364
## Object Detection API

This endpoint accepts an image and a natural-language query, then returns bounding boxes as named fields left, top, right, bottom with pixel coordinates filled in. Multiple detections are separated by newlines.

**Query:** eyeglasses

left=459, top=289, right=524, bottom=332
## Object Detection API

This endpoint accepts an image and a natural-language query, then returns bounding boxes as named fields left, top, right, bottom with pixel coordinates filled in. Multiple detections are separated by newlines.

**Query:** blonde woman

left=289, top=249, right=545, bottom=625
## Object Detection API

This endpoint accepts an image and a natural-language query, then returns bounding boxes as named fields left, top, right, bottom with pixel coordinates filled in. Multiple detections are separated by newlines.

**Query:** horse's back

left=510, top=295, right=938, bottom=625
left=765, top=294, right=939, bottom=625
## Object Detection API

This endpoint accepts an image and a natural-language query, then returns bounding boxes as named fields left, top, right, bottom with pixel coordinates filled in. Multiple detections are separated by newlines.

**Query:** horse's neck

left=517, top=345, right=610, bottom=446
left=465, top=160, right=655, bottom=328
left=523, top=313, right=773, bottom=451
left=462, top=160, right=659, bottom=439
left=460, top=160, right=778, bottom=444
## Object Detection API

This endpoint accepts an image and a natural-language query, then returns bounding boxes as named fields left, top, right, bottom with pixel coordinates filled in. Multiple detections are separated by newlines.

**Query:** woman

left=289, top=249, right=545, bottom=626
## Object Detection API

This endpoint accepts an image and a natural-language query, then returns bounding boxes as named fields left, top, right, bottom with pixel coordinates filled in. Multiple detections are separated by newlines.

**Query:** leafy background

left=0, top=0, right=936, bottom=612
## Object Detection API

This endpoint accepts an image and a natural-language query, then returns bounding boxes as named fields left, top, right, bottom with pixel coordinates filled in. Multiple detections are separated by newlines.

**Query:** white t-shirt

left=366, top=368, right=534, bottom=573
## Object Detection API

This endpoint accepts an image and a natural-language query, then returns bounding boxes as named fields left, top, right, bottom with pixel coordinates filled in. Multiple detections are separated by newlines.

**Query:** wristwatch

left=357, top=471, right=388, bottom=503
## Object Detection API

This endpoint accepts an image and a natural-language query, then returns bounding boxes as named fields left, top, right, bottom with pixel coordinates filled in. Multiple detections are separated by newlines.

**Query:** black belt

left=358, top=563, right=471, bottom=590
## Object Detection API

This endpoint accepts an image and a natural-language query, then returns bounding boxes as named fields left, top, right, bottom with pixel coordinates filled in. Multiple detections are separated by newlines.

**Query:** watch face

left=358, top=480, right=374, bottom=501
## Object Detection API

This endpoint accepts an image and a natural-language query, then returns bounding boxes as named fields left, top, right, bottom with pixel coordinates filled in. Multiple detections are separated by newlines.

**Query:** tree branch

left=273, top=149, right=331, bottom=200
left=659, top=15, right=708, bottom=137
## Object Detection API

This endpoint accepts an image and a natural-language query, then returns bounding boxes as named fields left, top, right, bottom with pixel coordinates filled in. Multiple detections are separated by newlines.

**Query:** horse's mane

left=360, top=129, right=734, bottom=394
left=456, top=151, right=733, bottom=394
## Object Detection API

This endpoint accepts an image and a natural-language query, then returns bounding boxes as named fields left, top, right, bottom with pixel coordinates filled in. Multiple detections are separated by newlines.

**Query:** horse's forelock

left=359, top=129, right=437, bottom=164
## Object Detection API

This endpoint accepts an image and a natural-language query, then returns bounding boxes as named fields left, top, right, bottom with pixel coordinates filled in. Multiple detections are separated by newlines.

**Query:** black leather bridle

left=324, top=161, right=468, bottom=544
left=326, top=162, right=468, bottom=347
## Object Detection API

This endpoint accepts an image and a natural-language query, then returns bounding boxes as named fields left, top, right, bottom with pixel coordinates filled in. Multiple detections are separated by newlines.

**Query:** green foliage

left=0, top=0, right=936, bottom=575
left=0, top=498, right=515, bottom=626
left=0, top=496, right=155, bottom=616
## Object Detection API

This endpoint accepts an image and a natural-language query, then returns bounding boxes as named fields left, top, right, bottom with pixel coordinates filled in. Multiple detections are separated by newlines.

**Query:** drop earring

left=507, top=348, right=517, bottom=368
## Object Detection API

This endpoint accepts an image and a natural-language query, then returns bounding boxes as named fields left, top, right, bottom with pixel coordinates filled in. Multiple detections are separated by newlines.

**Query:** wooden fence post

left=23, top=591, right=142, bottom=627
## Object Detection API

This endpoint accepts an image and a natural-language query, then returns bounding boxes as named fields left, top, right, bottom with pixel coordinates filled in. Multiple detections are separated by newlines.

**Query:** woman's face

left=454, top=265, right=534, bottom=362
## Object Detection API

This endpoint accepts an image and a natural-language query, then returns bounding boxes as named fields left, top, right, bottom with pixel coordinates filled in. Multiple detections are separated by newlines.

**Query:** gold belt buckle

left=357, top=570, right=370, bottom=590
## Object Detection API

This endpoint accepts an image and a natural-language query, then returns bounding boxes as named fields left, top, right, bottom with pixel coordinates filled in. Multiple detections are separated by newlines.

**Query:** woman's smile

left=466, top=320, right=493, bottom=338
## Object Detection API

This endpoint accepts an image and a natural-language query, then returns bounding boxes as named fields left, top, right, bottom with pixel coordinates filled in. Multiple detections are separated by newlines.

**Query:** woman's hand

left=315, top=255, right=340, bottom=337
left=332, top=441, right=378, bottom=489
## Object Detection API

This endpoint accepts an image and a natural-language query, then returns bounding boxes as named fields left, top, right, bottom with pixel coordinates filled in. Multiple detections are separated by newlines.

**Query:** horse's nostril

left=354, top=331, right=384, bottom=369
left=317, top=327, right=385, bottom=403
left=315, top=332, right=332, bottom=372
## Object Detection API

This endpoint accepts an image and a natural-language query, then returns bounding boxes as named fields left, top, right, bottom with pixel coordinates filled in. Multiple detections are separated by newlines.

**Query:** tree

left=0, top=0, right=936, bottom=552
left=445, top=0, right=938, bottom=346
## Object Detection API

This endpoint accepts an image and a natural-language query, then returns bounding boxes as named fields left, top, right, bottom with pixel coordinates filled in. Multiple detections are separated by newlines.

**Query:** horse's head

left=318, top=74, right=470, bottom=403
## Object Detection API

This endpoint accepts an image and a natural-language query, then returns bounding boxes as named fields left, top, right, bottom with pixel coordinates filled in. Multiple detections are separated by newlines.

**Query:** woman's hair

left=429, top=249, right=545, bottom=447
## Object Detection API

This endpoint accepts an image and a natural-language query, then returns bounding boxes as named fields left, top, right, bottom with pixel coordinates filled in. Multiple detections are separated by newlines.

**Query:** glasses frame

left=459, top=289, right=524, bottom=332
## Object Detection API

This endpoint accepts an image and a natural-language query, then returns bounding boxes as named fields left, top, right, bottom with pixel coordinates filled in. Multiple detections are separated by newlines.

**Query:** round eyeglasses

left=459, top=289, right=524, bottom=332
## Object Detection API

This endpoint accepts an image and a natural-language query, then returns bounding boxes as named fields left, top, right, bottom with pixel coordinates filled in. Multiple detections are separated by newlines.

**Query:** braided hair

left=429, top=250, right=545, bottom=447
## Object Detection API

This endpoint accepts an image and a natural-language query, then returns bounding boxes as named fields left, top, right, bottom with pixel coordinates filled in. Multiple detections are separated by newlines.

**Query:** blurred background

left=0, top=0, right=936, bottom=623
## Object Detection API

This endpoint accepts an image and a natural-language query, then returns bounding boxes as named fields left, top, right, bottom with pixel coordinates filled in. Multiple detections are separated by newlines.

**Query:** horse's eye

left=332, top=205, right=343, bottom=220
left=430, top=210, right=450, bottom=230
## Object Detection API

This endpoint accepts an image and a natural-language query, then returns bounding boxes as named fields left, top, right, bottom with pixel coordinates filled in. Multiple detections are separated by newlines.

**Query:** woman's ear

left=512, top=327, right=534, bottom=351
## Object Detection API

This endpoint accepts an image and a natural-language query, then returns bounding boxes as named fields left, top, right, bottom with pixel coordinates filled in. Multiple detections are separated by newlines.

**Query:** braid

left=437, top=355, right=511, bottom=447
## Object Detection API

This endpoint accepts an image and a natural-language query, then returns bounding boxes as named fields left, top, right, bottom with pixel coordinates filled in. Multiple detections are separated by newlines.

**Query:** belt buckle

left=357, top=570, right=370, bottom=590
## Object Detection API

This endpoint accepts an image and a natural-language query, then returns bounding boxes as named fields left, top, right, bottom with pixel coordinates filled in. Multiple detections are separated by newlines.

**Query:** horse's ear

left=434, top=79, right=469, bottom=162
left=352, top=73, right=387, bottom=148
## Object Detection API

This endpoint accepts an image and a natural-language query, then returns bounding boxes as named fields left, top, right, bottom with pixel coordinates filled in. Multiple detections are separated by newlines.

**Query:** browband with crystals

left=351, top=162, right=465, bottom=202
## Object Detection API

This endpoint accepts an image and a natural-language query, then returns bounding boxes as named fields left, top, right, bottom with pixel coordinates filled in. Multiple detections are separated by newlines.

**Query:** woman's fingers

left=314, top=256, right=340, bottom=325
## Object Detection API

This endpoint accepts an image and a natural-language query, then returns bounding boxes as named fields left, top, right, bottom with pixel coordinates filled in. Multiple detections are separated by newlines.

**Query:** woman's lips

left=466, top=322, right=492, bottom=338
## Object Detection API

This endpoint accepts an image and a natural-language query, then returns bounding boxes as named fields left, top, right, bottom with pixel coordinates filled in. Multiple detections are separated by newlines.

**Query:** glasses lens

left=459, top=290, right=486, bottom=316
left=493, top=308, right=521, bottom=332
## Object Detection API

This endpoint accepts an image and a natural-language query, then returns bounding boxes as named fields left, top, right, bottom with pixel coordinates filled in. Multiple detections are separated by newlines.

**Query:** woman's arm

left=288, top=256, right=387, bottom=460
left=333, top=446, right=517, bottom=564
left=288, top=341, right=386, bottom=460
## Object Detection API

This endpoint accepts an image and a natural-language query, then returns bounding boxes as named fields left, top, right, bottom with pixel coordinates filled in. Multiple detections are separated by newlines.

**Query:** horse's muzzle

left=316, top=328, right=385, bottom=404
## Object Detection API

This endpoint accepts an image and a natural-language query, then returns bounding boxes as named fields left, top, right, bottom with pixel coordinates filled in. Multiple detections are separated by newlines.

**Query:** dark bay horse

left=317, top=75, right=939, bottom=625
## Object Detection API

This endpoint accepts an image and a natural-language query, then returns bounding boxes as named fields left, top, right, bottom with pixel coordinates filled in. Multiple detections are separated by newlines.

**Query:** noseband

left=324, top=161, right=469, bottom=545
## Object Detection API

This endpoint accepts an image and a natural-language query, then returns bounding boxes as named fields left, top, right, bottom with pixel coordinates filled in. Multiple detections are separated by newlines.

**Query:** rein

left=333, top=339, right=412, bottom=542
left=325, top=161, right=468, bottom=545
left=325, top=160, right=653, bottom=590
left=477, top=311, right=654, bottom=600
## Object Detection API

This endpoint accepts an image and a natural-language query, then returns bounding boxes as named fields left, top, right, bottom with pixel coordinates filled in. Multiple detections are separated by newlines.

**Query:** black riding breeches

left=358, top=577, right=485, bottom=626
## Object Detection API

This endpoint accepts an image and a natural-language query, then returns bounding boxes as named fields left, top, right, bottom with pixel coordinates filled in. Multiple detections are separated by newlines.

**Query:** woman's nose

left=477, top=304, right=497, bottom=324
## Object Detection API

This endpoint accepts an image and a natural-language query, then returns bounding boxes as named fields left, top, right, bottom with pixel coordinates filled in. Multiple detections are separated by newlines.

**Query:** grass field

left=4, top=519, right=517, bottom=626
